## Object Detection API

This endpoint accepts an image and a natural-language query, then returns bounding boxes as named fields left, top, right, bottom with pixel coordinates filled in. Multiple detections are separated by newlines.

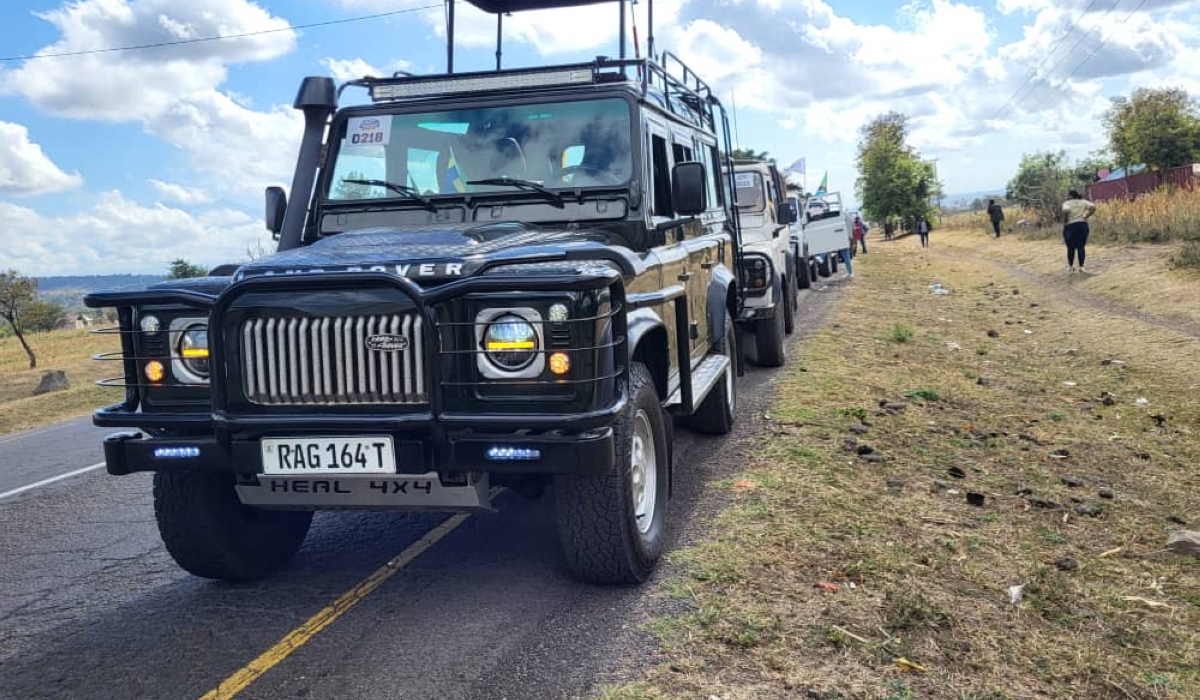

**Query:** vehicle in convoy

left=785, top=188, right=814, bottom=291
left=83, top=0, right=747, bottom=585
left=802, top=190, right=852, bottom=277
left=730, top=161, right=797, bottom=366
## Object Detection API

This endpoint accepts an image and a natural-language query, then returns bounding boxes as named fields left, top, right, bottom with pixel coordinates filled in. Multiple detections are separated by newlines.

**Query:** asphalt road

left=0, top=280, right=843, bottom=700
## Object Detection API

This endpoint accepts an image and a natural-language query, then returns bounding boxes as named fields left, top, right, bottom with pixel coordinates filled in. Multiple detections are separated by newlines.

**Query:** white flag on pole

left=784, top=157, right=806, bottom=176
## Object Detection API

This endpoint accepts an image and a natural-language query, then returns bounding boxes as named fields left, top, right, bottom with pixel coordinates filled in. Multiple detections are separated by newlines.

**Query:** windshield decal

left=347, top=116, right=392, bottom=146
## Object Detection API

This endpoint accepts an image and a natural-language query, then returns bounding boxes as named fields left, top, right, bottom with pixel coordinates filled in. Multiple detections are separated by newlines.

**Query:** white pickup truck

left=801, top=191, right=853, bottom=277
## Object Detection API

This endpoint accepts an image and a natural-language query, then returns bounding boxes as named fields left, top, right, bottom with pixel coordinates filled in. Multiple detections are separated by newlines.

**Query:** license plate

left=261, top=436, right=396, bottom=476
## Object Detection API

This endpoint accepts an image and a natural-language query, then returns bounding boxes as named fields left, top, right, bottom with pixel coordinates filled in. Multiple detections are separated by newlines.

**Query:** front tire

left=153, top=470, right=313, bottom=582
left=690, top=310, right=737, bottom=435
left=754, top=303, right=787, bottom=368
left=783, top=275, right=796, bottom=335
left=555, top=362, right=669, bottom=584
left=797, top=255, right=812, bottom=290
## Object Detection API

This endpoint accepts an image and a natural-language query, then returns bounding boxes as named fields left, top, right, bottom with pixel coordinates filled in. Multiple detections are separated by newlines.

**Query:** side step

left=236, top=472, right=493, bottom=512
left=666, top=354, right=730, bottom=412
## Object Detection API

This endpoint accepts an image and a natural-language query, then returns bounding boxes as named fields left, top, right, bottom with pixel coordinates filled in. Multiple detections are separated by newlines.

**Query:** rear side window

left=651, top=134, right=672, bottom=217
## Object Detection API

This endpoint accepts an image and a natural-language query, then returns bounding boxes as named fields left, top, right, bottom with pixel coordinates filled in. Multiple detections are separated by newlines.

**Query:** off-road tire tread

left=154, top=470, right=312, bottom=582
left=755, top=305, right=786, bottom=368
left=555, top=363, right=667, bottom=584
left=797, top=255, right=812, bottom=289
left=818, top=257, right=832, bottom=277
left=783, top=275, right=796, bottom=335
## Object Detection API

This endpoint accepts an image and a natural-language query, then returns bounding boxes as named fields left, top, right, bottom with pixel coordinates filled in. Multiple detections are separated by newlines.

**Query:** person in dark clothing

left=1062, top=190, right=1096, bottom=273
left=884, top=219, right=894, bottom=241
left=917, top=216, right=930, bottom=248
left=986, top=199, right=1004, bottom=237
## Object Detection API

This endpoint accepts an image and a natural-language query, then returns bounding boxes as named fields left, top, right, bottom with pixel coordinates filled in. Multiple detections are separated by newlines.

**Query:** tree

left=731, top=148, right=771, bottom=161
left=1103, top=88, right=1200, bottom=175
left=0, top=270, right=40, bottom=369
left=165, top=259, right=208, bottom=279
left=854, top=112, right=940, bottom=227
left=1006, top=151, right=1073, bottom=224
left=21, top=300, right=67, bottom=333
left=334, top=170, right=376, bottom=200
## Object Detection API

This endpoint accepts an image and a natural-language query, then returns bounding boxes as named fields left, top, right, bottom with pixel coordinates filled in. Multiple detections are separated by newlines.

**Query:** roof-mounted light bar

left=369, top=66, right=602, bottom=102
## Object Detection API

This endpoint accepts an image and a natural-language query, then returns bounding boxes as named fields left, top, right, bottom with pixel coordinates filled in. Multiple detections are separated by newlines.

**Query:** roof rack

left=341, top=52, right=723, bottom=133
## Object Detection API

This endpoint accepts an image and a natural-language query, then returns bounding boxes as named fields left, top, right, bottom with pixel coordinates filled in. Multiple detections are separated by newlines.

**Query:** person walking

left=852, top=214, right=868, bottom=254
left=1062, top=190, right=1096, bottom=273
left=986, top=199, right=1004, bottom=238
left=917, top=216, right=930, bottom=248
left=884, top=219, right=894, bottom=241
left=839, top=247, right=853, bottom=277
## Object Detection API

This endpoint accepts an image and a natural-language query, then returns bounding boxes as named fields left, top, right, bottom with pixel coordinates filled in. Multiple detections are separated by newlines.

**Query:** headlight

left=177, top=325, right=210, bottom=379
left=483, top=313, right=538, bottom=371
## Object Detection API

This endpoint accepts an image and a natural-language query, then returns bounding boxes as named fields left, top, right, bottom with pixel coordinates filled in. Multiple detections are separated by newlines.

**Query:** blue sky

left=2, top=0, right=1198, bottom=275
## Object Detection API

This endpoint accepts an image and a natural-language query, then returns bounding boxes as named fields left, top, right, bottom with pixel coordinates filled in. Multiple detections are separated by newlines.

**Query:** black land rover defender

left=84, top=4, right=745, bottom=585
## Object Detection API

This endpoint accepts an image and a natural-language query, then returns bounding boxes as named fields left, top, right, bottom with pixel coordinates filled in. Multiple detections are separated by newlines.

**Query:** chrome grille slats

left=239, top=313, right=425, bottom=406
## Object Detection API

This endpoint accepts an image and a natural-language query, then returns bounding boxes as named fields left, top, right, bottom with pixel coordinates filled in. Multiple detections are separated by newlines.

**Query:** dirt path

left=927, top=243, right=1200, bottom=339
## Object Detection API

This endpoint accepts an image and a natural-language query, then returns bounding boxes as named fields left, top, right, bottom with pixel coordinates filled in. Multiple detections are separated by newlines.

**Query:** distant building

left=1087, top=163, right=1198, bottom=202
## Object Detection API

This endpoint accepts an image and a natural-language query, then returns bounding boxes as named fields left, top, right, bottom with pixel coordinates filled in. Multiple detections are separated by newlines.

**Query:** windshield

left=734, top=171, right=766, bottom=213
left=325, top=98, right=633, bottom=201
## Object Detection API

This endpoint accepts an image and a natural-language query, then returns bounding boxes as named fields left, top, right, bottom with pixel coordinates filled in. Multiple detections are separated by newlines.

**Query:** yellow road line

left=198, top=512, right=473, bottom=700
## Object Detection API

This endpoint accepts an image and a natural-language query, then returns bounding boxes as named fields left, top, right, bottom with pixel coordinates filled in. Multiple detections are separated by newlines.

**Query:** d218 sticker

left=347, top=115, right=392, bottom=146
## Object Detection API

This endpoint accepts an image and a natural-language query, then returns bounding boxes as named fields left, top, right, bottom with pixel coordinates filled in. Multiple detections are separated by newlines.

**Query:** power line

left=1061, top=0, right=1151, bottom=83
left=990, top=0, right=1126, bottom=122
left=0, top=6, right=442, bottom=62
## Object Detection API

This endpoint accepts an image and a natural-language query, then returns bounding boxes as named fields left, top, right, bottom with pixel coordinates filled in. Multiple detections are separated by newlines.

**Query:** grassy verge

left=598, top=245, right=1200, bottom=699
left=0, top=328, right=121, bottom=436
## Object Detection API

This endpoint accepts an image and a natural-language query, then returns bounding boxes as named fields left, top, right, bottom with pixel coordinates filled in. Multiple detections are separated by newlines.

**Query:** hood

left=233, top=223, right=632, bottom=281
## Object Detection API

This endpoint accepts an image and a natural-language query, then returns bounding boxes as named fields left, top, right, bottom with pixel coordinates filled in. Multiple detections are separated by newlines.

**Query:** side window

left=672, top=142, right=693, bottom=164
left=651, top=134, right=672, bottom=218
left=697, top=143, right=719, bottom=211
left=562, top=145, right=584, bottom=168
left=708, top=145, right=725, bottom=208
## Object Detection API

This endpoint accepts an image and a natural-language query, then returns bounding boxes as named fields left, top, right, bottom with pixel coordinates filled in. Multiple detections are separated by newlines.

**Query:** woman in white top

left=1062, top=190, right=1097, bottom=273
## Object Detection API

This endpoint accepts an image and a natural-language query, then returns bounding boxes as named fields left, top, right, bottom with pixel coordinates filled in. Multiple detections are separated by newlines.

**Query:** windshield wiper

left=466, top=177, right=565, bottom=209
left=340, top=179, right=437, bottom=212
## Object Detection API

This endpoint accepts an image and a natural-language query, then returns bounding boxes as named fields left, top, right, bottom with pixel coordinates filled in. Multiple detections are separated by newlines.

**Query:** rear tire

left=754, top=304, right=786, bottom=368
left=555, top=362, right=669, bottom=584
left=817, top=256, right=832, bottom=278
left=153, top=470, right=312, bottom=582
left=690, top=311, right=737, bottom=435
left=831, top=254, right=839, bottom=273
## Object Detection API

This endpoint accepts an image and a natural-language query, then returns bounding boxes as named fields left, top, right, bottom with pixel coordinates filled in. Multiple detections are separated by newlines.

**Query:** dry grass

left=0, top=328, right=121, bottom=436
left=945, top=188, right=1200, bottom=255
left=599, top=241, right=1200, bottom=699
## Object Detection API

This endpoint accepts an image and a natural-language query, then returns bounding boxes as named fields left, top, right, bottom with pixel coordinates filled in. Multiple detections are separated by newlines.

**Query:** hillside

left=34, top=275, right=164, bottom=313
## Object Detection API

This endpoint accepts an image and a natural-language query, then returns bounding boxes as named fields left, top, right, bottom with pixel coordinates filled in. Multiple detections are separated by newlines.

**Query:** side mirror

left=777, top=201, right=797, bottom=225
left=265, top=186, right=287, bottom=235
left=671, top=161, right=708, bottom=216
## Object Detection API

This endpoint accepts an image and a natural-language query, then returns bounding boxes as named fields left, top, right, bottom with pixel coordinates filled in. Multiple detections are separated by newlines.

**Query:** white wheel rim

left=631, top=408, right=658, bottom=535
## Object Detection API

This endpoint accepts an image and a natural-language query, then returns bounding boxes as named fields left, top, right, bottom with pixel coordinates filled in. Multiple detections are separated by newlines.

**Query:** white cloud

left=143, top=91, right=302, bottom=193
left=321, top=57, right=414, bottom=82
left=2, top=191, right=273, bottom=276
left=0, top=121, right=83, bottom=196
left=1, top=0, right=298, bottom=200
left=147, top=179, right=212, bottom=204
left=2, top=0, right=295, bottom=121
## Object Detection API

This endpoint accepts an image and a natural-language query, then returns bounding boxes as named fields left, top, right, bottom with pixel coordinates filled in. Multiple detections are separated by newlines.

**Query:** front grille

left=240, top=314, right=427, bottom=405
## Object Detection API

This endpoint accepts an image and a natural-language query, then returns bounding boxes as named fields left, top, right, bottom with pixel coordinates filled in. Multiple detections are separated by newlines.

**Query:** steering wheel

left=557, top=164, right=622, bottom=186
